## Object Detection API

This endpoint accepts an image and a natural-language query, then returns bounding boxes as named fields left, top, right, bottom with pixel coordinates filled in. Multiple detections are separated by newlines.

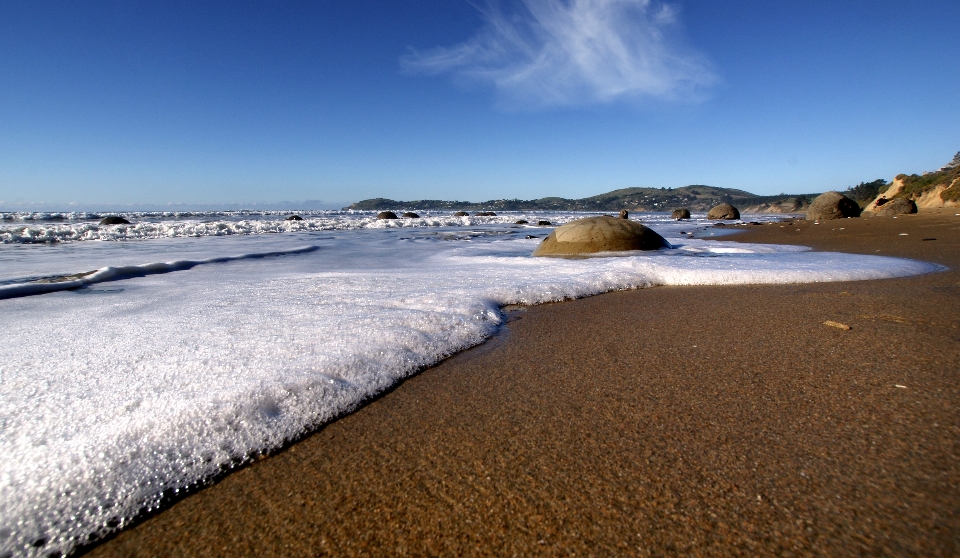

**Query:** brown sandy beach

left=88, top=211, right=960, bottom=556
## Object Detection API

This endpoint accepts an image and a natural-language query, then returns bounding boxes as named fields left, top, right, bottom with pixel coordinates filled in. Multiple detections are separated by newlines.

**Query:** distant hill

left=346, top=185, right=817, bottom=213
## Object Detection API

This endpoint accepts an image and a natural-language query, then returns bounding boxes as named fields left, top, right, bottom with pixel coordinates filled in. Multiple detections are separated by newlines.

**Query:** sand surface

left=87, top=211, right=960, bottom=556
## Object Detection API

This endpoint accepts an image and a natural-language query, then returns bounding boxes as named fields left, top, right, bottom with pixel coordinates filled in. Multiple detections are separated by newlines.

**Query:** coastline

left=87, top=211, right=960, bottom=556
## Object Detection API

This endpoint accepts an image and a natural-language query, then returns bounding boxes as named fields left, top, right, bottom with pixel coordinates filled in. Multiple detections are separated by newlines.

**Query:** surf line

left=0, top=245, right=320, bottom=300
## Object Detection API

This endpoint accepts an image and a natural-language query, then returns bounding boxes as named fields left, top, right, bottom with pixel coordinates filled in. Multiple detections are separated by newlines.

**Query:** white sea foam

left=0, top=246, right=319, bottom=299
left=0, top=217, right=941, bottom=556
left=0, top=210, right=574, bottom=244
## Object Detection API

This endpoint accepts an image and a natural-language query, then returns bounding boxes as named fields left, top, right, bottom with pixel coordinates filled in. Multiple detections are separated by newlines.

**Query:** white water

left=0, top=211, right=941, bottom=556
left=1, top=210, right=564, bottom=244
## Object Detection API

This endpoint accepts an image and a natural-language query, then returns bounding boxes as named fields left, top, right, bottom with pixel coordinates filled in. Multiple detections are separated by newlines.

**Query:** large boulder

left=806, top=191, right=861, bottom=220
left=707, top=203, right=740, bottom=220
left=532, top=215, right=669, bottom=256
left=401, top=212, right=420, bottom=218
left=874, top=197, right=917, bottom=216
left=671, top=208, right=691, bottom=220
left=99, top=216, right=130, bottom=225
left=376, top=211, right=398, bottom=219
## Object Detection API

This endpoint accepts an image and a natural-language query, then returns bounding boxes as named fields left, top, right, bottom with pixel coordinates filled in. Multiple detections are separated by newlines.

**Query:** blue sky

left=1, top=0, right=958, bottom=209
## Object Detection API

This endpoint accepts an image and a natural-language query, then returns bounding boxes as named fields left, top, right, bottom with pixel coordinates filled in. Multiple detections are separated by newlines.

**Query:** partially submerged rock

left=401, top=212, right=420, bottom=218
left=619, top=210, right=629, bottom=219
left=671, top=208, right=691, bottom=220
left=806, top=192, right=861, bottom=220
left=515, top=219, right=528, bottom=224
left=874, top=198, right=917, bottom=216
left=376, top=211, right=398, bottom=220
left=284, top=215, right=303, bottom=221
left=475, top=211, right=497, bottom=216
left=454, top=211, right=469, bottom=217
left=532, top=215, right=669, bottom=257
left=538, top=220, right=552, bottom=226
left=99, top=216, right=130, bottom=225
left=707, top=203, right=740, bottom=220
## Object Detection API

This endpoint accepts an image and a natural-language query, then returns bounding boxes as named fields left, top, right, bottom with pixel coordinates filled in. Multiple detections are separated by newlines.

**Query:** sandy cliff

left=865, top=170, right=960, bottom=213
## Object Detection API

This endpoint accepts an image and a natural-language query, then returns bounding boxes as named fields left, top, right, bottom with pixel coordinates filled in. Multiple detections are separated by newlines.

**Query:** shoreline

left=87, top=211, right=960, bottom=556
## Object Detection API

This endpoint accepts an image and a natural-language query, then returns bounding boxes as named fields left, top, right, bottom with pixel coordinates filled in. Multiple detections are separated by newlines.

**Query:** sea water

left=0, top=210, right=940, bottom=556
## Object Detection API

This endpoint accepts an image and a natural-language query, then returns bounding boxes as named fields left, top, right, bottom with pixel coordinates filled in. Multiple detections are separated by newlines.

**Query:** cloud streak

left=402, top=0, right=716, bottom=108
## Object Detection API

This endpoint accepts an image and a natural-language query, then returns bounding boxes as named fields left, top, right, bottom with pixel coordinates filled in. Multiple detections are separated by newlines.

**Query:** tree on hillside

left=942, top=151, right=960, bottom=171
left=845, top=179, right=887, bottom=204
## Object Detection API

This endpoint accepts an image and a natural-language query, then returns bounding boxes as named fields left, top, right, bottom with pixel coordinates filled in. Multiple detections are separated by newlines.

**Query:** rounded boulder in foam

left=99, top=216, right=130, bottom=225
left=672, top=208, right=691, bottom=220
left=806, top=191, right=861, bottom=220
left=707, top=203, right=740, bottom=220
left=531, top=215, right=670, bottom=257
left=376, top=211, right=399, bottom=220
left=874, top=197, right=917, bottom=216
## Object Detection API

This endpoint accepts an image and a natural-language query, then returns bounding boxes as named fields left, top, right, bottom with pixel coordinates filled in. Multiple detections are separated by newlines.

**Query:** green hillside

left=346, top=185, right=816, bottom=212
left=894, top=152, right=960, bottom=202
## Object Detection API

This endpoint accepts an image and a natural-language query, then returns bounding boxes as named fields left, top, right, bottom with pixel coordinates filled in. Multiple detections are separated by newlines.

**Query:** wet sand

left=88, top=211, right=960, bottom=556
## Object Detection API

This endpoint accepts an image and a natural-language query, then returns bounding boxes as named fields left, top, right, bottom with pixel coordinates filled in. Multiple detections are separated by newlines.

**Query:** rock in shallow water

left=401, top=212, right=420, bottom=218
left=532, top=215, right=669, bottom=256
left=454, top=211, right=469, bottom=217
left=285, top=215, right=303, bottom=221
left=806, top=191, right=861, bottom=220
left=707, top=204, right=740, bottom=220
left=672, top=208, right=691, bottom=220
left=376, top=211, right=399, bottom=220
left=99, top=216, right=130, bottom=225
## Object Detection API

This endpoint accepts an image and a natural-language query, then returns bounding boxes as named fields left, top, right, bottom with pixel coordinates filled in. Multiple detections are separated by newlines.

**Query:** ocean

left=0, top=210, right=940, bottom=556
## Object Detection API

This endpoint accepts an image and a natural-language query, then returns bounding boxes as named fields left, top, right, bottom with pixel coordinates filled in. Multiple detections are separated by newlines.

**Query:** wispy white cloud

left=401, top=0, right=716, bottom=108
